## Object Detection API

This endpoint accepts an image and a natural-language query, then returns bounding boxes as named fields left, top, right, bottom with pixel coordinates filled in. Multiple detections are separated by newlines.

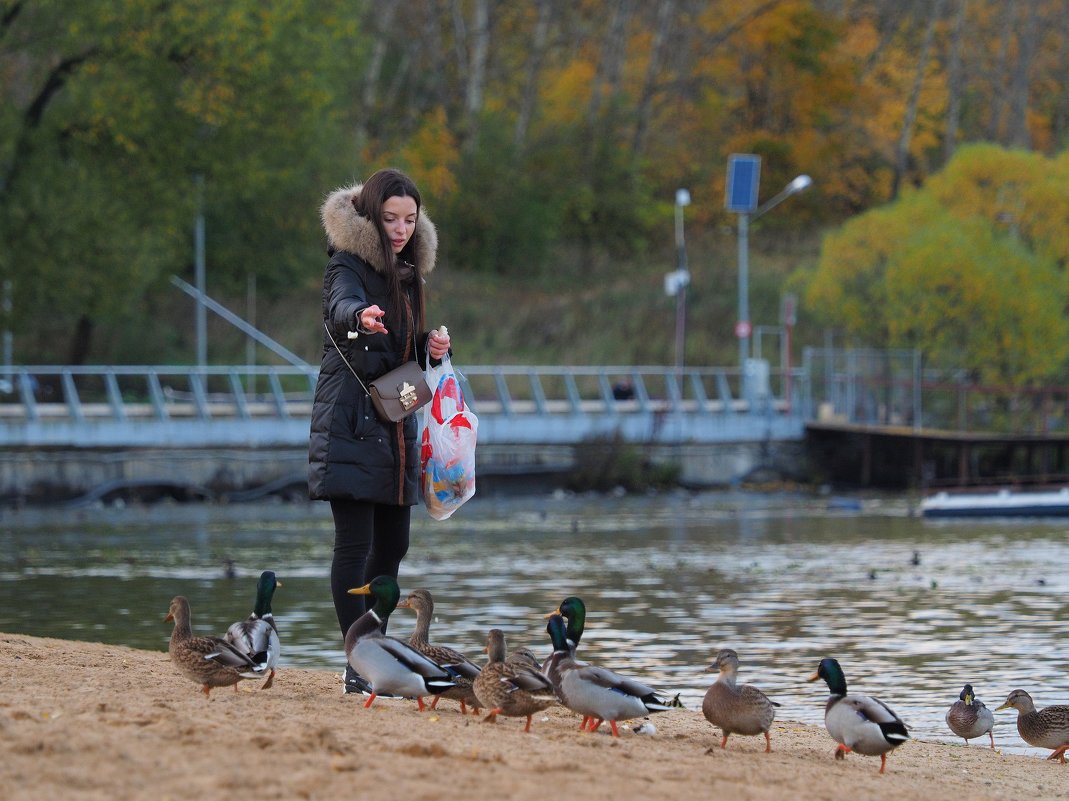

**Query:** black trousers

left=329, top=498, right=411, bottom=639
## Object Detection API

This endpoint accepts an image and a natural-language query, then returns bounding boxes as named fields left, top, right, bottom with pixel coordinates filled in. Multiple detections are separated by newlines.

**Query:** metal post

left=194, top=174, right=207, bottom=367
left=246, top=272, right=257, bottom=396
left=2, top=280, right=11, bottom=387
left=737, top=212, right=750, bottom=370
left=674, top=192, right=689, bottom=368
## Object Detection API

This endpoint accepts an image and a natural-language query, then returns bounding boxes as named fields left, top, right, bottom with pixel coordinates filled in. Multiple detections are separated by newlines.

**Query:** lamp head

left=788, top=175, right=812, bottom=193
left=675, top=188, right=691, bottom=207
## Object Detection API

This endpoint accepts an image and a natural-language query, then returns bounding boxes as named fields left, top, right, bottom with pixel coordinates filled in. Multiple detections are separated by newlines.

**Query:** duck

left=344, top=576, right=457, bottom=711
left=945, top=683, right=995, bottom=748
left=472, top=628, right=558, bottom=732
left=395, top=588, right=482, bottom=714
left=543, top=596, right=593, bottom=723
left=543, top=612, right=673, bottom=737
left=164, top=595, right=268, bottom=697
left=224, top=570, right=281, bottom=690
left=546, top=596, right=587, bottom=662
left=995, top=689, right=1069, bottom=762
left=702, top=648, right=779, bottom=752
left=807, top=657, right=909, bottom=773
left=505, top=645, right=542, bottom=671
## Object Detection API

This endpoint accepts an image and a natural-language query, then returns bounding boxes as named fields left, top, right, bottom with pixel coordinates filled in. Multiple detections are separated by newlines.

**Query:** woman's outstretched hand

left=359, top=305, right=388, bottom=334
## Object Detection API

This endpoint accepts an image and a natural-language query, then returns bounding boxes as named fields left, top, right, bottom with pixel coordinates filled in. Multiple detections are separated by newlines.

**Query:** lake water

left=1, top=491, right=1066, bottom=757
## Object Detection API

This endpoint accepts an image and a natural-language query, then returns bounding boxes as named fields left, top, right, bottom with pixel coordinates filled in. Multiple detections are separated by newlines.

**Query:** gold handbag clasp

left=399, top=381, right=418, bottom=410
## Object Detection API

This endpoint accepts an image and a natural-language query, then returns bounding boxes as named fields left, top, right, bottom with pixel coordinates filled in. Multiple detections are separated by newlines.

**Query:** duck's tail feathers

left=641, top=692, right=679, bottom=713
left=426, top=679, right=457, bottom=695
left=203, top=649, right=268, bottom=675
left=881, top=721, right=911, bottom=743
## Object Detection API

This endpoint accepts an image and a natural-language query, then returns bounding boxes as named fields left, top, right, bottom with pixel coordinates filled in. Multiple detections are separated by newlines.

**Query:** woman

left=309, top=168, right=451, bottom=693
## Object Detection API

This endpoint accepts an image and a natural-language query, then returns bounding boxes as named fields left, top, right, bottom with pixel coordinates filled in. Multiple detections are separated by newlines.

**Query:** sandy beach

left=1, top=633, right=1065, bottom=801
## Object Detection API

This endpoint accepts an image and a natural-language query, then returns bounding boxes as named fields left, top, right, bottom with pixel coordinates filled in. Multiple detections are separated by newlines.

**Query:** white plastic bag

left=420, top=352, right=477, bottom=520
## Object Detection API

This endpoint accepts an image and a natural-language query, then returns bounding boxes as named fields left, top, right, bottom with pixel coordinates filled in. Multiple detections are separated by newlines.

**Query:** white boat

left=920, top=487, right=1069, bottom=518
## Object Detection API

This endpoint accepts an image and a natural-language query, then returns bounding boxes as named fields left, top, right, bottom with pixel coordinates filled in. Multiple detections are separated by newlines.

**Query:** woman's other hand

left=428, top=328, right=451, bottom=360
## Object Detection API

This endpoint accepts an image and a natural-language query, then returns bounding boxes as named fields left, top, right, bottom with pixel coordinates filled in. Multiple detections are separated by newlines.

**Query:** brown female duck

left=396, top=588, right=482, bottom=713
left=472, top=628, right=557, bottom=732
left=996, top=689, right=1069, bottom=762
left=702, top=648, right=779, bottom=752
left=164, top=595, right=268, bottom=697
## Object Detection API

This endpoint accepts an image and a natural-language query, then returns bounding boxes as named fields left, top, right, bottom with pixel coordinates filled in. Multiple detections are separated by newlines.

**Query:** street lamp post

left=736, top=174, right=812, bottom=371
left=673, top=188, right=691, bottom=368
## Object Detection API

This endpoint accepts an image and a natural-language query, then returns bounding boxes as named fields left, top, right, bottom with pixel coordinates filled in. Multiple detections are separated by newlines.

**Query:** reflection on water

left=1, top=492, right=1067, bottom=758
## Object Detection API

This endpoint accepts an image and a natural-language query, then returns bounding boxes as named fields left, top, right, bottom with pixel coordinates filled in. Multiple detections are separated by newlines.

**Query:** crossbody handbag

left=324, top=322, right=431, bottom=422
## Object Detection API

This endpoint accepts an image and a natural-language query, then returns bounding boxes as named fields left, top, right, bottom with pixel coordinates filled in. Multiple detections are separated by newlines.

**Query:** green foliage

left=567, top=432, right=680, bottom=493
left=0, top=0, right=361, bottom=362
left=438, top=117, right=562, bottom=275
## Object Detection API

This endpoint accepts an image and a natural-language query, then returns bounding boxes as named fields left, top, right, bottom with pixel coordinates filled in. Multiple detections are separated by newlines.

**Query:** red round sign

left=734, top=320, right=752, bottom=338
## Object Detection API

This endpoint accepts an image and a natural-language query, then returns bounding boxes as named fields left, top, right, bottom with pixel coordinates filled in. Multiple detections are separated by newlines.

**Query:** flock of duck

left=164, top=570, right=1069, bottom=774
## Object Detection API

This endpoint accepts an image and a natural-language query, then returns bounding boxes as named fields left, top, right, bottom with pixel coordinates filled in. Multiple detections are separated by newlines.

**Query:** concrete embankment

left=0, top=440, right=811, bottom=505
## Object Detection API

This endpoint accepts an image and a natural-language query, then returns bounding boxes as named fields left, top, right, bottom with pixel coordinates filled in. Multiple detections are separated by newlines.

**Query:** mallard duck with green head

left=543, top=596, right=594, bottom=727
left=395, top=588, right=481, bottom=714
left=345, top=576, right=457, bottom=711
left=807, top=657, right=909, bottom=773
left=543, top=613, right=673, bottom=737
left=544, top=596, right=587, bottom=663
left=702, top=648, right=779, bottom=752
left=945, top=683, right=995, bottom=748
left=995, top=689, right=1069, bottom=762
left=224, top=570, right=281, bottom=690
left=164, top=595, right=268, bottom=697
left=472, top=628, right=558, bottom=732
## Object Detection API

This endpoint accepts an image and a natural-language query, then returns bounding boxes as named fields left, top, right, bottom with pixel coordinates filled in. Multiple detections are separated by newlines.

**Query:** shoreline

left=2, top=633, right=1063, bottom=801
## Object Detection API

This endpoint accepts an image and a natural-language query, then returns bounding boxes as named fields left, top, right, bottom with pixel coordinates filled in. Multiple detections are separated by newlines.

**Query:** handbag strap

left=323, top=319, right=420, bottom=396
left=324, top=322, right=371, bottom=396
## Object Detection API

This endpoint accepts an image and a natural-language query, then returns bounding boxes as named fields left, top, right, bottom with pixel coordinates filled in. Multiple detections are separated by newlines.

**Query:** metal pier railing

left=0, top=362, right=810, bottom=447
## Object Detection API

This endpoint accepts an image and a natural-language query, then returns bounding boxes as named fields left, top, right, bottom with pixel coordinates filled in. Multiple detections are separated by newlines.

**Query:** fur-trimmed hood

left=320, top=183, right=438, bottom=276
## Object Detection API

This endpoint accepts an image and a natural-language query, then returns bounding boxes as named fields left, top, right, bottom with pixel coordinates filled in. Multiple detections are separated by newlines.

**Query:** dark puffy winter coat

left=308, top=183, right=438, bottom=505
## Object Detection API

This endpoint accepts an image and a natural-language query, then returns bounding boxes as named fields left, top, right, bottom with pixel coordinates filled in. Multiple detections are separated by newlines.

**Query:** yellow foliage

left=805, top=145, right=1069, bottom=385
left=538, top=61, right=596, bottom=129
left=364, top=108, right=459, bottom=202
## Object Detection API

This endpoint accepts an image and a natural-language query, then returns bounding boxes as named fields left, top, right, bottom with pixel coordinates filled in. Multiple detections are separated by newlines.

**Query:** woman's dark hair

left=352, top=168, right=425, bottom=333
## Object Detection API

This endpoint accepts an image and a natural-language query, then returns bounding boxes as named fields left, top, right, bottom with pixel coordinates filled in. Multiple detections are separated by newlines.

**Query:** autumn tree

left=802, top=144, right=1069, bottom=386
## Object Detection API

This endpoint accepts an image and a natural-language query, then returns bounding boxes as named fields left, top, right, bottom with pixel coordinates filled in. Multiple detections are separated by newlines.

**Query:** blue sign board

left=725, top=154, right=761, bottom=212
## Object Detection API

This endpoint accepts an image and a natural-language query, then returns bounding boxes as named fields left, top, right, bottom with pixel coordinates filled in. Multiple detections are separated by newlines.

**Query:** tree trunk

left=354, top=4, right=397, bottom=153
left=891, top=0, right=944, bottom=200
left=986, top=0, right=1014, bottom=141
left=586, top=0, right=634, bottom=130
left=943, top=0, right=966, bottom=162
left=463, top=0, right=490, bottom=149
left=513, top=0, right=553, bottom=151
left=630, top=0, right=676, bottom=158
left=1005, top=0, right=1040, bottom=149
left=66, top=315, right=93, bottom=366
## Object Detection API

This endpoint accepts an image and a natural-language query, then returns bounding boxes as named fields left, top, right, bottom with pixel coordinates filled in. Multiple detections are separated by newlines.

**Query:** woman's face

left=382, top=195, right=418, bottom=254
